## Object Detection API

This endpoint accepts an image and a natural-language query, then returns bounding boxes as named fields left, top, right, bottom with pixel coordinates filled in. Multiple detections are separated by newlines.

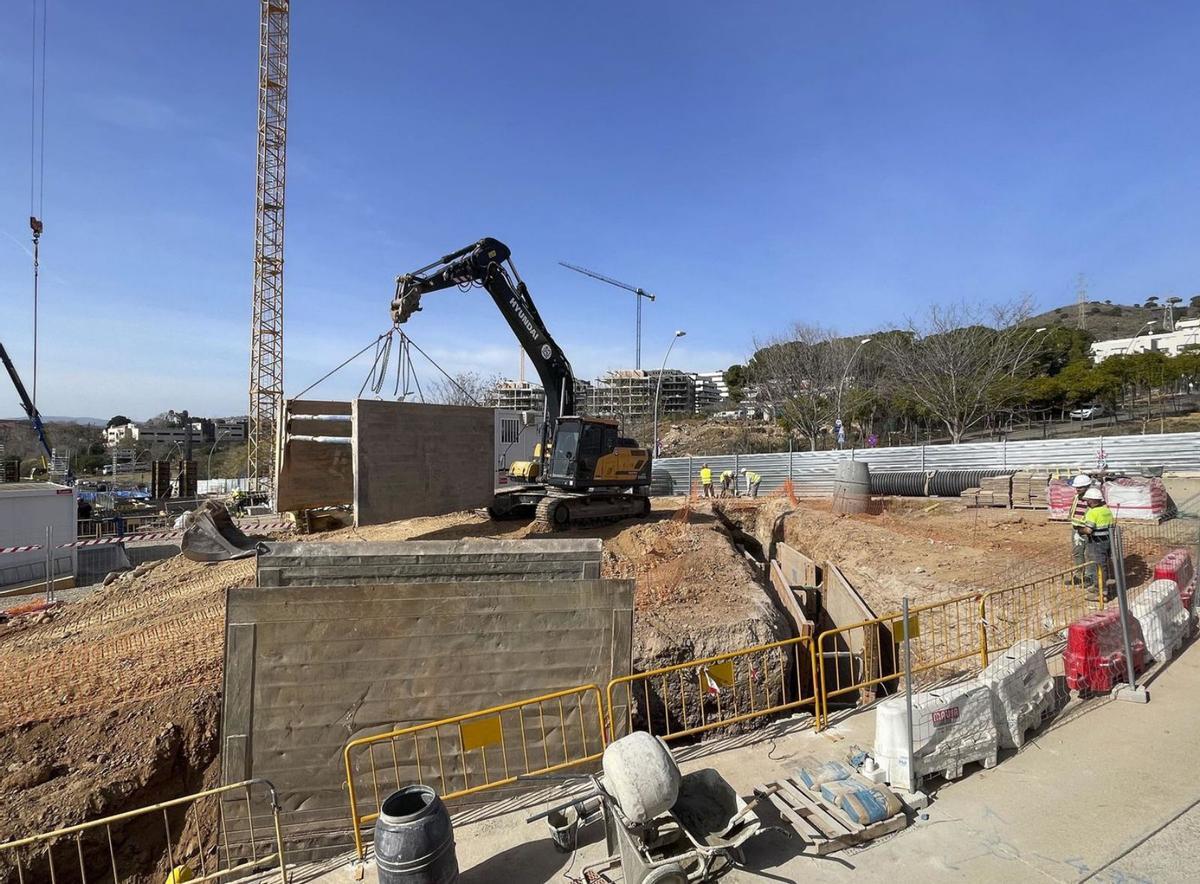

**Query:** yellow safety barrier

left=343, top=684, right=607, bottom=862
left=979, top=563, right=1101, bottom=665
left=0, top=778, right=286, bottom=883
left=605, top=636, right=817, bottom=745
left=814, top=591, right=983, bottom=729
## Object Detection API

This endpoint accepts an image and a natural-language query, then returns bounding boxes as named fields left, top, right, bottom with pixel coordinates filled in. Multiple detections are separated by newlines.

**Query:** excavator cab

left=545, top=417, right=651, bottom=490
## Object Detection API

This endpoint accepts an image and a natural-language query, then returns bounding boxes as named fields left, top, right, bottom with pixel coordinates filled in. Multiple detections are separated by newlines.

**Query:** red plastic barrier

left=1155, top=549, right=1197, bottom=624
left=1065, top=610, right=1147, bottom=693
left=1155, top=549, right=1195, bottom=594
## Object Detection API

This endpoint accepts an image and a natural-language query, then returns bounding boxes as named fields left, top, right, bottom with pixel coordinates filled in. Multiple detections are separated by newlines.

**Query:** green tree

left=106, top=414, right=132, bottom=428
left=723, top=364, right=747, bottom=401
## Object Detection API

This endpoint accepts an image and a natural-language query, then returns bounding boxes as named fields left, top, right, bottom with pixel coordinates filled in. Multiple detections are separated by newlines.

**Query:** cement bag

left=602, top=732, right=680, bottom=825
left=795, top=758, right=854, bottom=790
left=819, top=780, right=903, bottom=824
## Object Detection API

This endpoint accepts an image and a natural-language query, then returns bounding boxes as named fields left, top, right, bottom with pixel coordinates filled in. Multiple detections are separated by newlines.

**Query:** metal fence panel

left=652, top=431, right=1200, bottom=496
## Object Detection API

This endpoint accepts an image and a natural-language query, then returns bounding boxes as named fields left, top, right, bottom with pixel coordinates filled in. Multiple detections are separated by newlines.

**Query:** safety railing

left=606, top=635, right=817, bottom=745
left=343, top=684, right=607, bottom=861
left=979, top=563, right=1100, bottom=664
left=814, top=592, right=984, bottom=729
left=0, top=778, right=286, bottom=883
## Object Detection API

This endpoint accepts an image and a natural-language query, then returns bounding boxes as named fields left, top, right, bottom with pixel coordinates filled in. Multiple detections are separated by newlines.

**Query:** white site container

left=1131, top=579, right=1188, bottom=663
left=0, top=482, right=77, bottom=592
left=874, top=681, right=998, bottom=785
left=979, top=639, right=1055, bottom=749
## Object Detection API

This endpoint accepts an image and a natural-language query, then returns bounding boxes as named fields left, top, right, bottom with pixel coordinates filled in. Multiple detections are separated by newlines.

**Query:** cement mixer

left=527, top=732, right=763, bottom=883
left=180, top=500, right=259, bottom=562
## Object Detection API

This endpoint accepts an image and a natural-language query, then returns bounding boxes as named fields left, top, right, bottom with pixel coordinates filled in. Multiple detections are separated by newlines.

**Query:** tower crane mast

left=248, top=0, right=289, bottom=497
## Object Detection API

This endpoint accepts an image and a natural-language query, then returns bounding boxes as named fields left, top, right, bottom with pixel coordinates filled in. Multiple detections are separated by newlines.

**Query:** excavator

left=391, top=237, right=652, bottom=528
left=1, top=338, right=70, bottom=483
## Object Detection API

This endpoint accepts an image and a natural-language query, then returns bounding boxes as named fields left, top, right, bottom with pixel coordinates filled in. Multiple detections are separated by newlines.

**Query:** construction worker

left=1069, top=474, right=1093, bottom=571
left=720, top=468, right=736, bottom=497
left=740, top=468, right=762, bottom=498
left=1080, top=487, right=1115, bottom=599
left=699, top=463, right=713, bottom=498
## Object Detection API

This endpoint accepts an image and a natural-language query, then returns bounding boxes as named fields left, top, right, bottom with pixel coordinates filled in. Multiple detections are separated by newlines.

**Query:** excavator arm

left=0, top=338, right=55, bottom=469
left=391, top=237, right=577, bottom=421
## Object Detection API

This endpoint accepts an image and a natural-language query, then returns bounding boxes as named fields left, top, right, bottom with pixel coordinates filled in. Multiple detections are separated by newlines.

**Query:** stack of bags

left=1104, top=477, right=1170, bottom=521
left=1011, top=473, right=1049, bottom=509
left=1047, top=479, right=1077, bottom=520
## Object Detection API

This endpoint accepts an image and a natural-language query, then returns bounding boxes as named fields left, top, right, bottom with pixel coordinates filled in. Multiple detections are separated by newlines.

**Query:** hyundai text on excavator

left=391, top=238, right=653, bottom=528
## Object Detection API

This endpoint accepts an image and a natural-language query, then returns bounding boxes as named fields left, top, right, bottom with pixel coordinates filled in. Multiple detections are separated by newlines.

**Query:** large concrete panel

left=275, top=439, right=353, bottom=512
left=352, top=400, right=494, bottom=527
left=256, top=539, right=602, bottom=586
left=221, top=578, right=634, bottom=859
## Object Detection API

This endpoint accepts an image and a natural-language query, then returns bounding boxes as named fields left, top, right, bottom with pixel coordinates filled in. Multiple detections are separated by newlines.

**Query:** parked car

left=1069, top=404, right=1105, bottom=420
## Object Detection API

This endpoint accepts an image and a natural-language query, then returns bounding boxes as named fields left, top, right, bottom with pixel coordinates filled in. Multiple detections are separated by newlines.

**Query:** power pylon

left=248, top=0, right=289, bottom=496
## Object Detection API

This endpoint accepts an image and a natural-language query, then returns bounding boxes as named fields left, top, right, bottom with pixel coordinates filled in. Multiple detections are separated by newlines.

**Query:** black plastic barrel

left=374, top=786, right=459, bottom=884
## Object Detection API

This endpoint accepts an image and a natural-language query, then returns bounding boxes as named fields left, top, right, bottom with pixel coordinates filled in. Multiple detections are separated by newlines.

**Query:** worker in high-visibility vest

left=719, top=469, right=736, bottom=497
left=1080, top=487, right=1115, bottom=599
left=1069, top=474, right=1093, bottom=570
left=699, top=463, right=713, bottom=498
left=740, top=468, right=762, bottom=498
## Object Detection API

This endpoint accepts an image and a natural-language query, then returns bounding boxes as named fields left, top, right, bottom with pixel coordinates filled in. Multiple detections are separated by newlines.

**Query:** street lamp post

left=836, top=338, right=873, bottom=446
left=1123, top=321, right=1157, bottom=355
left=651, top=330, right=686, bottom=458
left=1120, top=321, right=1157, bottom=419
left=1010, top=327, right=1048, bottom=376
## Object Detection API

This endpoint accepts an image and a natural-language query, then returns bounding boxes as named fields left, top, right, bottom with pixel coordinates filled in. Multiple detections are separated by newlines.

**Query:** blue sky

left=2, top=2, right=1199, bottom=419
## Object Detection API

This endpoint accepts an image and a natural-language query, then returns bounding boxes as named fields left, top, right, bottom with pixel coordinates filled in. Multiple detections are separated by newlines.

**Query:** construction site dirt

left=0, top=494, right=1072, bottom=878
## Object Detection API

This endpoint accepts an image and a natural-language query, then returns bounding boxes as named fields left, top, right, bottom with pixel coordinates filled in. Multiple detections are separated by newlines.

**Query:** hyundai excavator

left=391, top=237, right=652, bottom=528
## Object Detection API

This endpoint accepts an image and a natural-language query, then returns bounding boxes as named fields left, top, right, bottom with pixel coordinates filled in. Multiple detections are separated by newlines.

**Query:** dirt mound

left=777, top=498, right=1070, bottom=614
left=603, top=515, right=789, bottom=664
left=0, top=553, right=255, bottom=878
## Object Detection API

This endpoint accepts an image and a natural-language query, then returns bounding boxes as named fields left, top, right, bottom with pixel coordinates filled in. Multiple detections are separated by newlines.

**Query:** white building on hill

left=1091, top=318, right=1200, bottom=362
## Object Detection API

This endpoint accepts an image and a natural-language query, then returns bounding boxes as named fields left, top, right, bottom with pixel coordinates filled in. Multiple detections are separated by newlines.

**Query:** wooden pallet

left=761, top=776, right=907, bottom=855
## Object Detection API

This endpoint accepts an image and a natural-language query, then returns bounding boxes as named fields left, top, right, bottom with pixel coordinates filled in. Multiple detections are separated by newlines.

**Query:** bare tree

left=877, top=298, right=1036, bottom=444
left=751, top=324, right=868, bottom=451
left=428, top=371, right=500, bottom=407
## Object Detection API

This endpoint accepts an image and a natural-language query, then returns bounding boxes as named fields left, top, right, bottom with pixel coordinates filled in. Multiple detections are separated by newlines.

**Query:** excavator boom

left=392, top=237, right=576, bottom=422
left=1, top=338, right=57, bottom=473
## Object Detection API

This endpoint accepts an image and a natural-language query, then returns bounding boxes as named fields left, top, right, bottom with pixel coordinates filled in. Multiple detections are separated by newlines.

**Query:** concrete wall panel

left=222, top=577, right=633, bottom=859
left=352, top=400, right=494, bottom=527
left=256, top=539, right=602, bottom=586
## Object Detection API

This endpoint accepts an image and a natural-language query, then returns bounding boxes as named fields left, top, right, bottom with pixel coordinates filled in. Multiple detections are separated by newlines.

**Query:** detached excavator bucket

left=181, top=500, right=259, bottom=563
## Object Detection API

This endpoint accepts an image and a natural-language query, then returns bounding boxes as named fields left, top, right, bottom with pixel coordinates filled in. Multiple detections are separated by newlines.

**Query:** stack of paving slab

left=1010, top=473, right=1049, bottom=509
left=961, top=474, right=1012, bottom=508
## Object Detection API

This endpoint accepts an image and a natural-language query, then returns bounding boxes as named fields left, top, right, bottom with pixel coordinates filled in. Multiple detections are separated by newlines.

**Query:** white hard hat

left=739, top=468, right=746, bottom=474
left=1072, top=475, right=1092, bottom=488
left=1083, top=487, right=1104, bottom=501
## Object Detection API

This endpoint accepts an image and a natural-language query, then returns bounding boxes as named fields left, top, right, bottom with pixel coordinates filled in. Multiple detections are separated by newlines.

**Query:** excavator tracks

left=534, top=491, right=651, bottom=529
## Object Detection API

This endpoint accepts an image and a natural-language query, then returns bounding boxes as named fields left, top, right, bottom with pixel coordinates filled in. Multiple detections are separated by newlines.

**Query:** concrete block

left=352, top=400, right=495, bottom=527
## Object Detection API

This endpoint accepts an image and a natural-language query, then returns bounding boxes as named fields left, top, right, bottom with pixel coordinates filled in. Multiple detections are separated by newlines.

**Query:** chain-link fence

left=881, top=512, right=1199, bottom=794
